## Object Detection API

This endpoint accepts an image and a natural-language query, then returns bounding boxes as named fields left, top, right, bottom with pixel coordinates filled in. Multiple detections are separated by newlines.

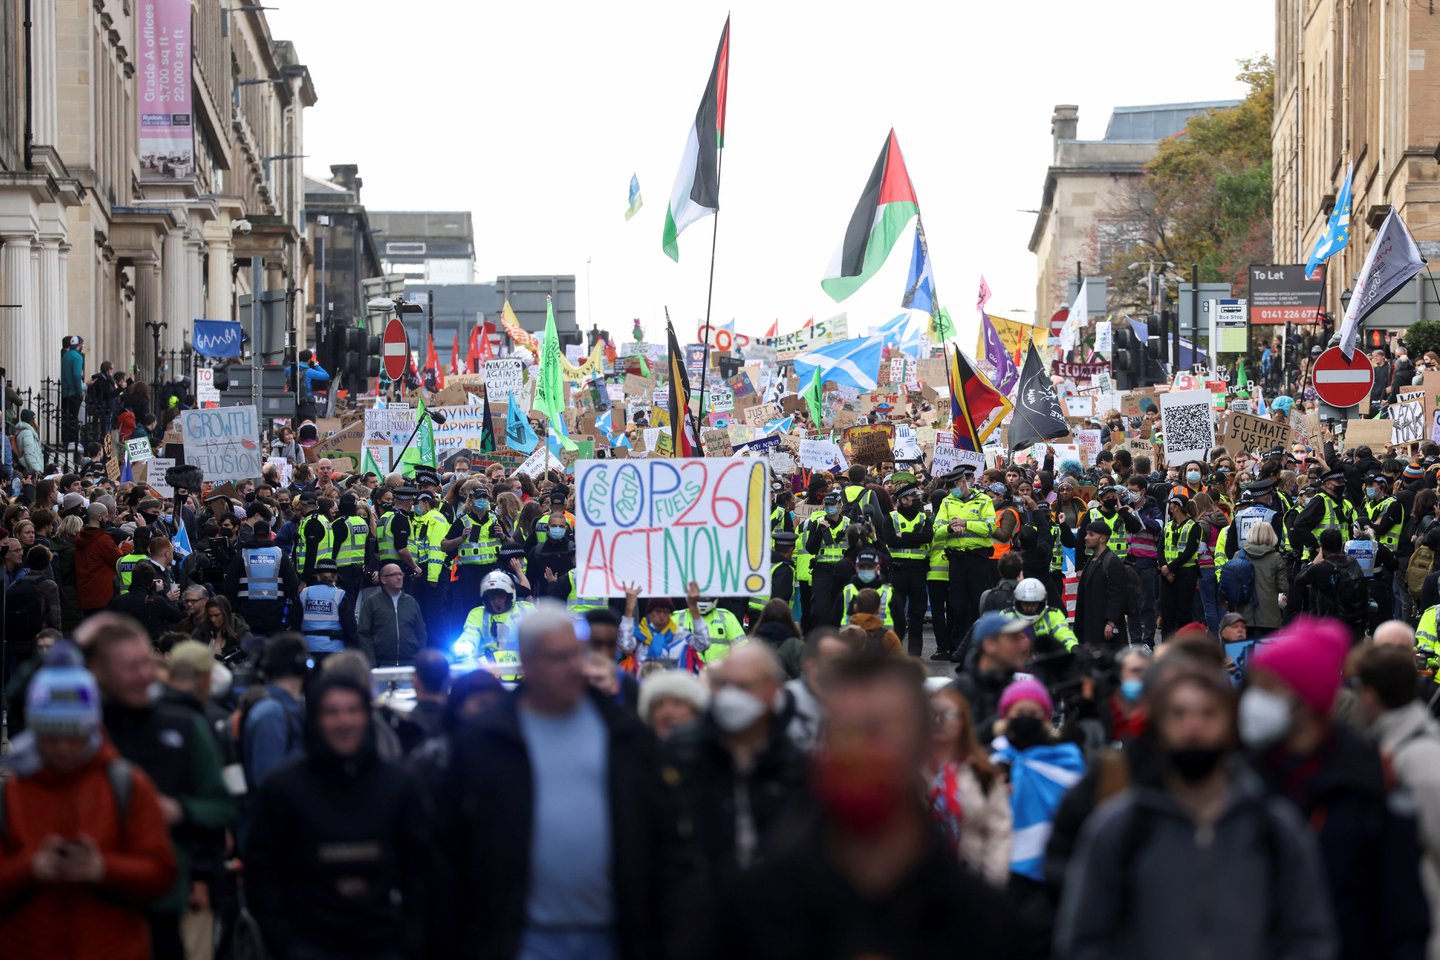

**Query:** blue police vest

left=1234, top=504, right=1277, bottom=549
left=300, top=584, right=346, bottom=653
left=240, top=546, right=283, bottom=600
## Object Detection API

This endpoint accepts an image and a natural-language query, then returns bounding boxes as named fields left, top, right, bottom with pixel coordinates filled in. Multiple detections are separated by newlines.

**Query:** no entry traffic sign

left=382, top=318, right=409, bottom=382
left=1311, top=346, right=1374, bottom=408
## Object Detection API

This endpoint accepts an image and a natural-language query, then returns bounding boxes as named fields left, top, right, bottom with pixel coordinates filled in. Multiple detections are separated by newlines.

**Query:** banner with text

left=181, top=405, right=261, bottom=482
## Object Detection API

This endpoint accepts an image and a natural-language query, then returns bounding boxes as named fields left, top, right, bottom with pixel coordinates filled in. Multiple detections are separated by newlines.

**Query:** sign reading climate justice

left=574, top=458, right=772, bottom=598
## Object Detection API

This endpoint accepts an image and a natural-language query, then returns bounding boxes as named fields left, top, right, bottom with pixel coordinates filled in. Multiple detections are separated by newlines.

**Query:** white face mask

left=696, top=600, right=717, bottom=615
left=711, top=686, right=768, bottom=733
left=1238, top=687, right=1292, bottom=749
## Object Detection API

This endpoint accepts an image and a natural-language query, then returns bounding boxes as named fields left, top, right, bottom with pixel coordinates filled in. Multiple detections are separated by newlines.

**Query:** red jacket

left=74, top=527, right=123, bottom=611
left=0, top=737, right=176, bottom=960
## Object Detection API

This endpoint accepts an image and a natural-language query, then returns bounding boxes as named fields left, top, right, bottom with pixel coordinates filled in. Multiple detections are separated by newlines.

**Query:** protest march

left=4, top=5, right=1440, bottom=960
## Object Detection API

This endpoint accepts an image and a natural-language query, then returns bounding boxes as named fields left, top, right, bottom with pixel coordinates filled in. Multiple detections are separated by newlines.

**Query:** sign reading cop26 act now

left=180, top=405, right=262, bottom=482
left=574, top=458, right=772, bottom=599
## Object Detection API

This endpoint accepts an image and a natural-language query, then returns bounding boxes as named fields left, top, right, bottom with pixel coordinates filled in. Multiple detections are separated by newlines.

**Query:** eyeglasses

left=931, top=709, right=961, bottom=724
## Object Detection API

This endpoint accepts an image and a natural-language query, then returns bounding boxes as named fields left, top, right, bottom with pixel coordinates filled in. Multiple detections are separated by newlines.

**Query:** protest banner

left=195, top=368, right=221, bottom=406
left=1158, top=390, right=1215, bottom=467
left=147, top=458, right=175, bottom=497
left=483, top=359, right=524, bottom=399
left=181, top=405, right=262, bottom=482
left=702, top=429, right=733, bottom=458
left=1052, top=360, right=1110, bottom=380
left=767, top=314, right=848, bottom=353
left=1075, top=429, right=1101, bottom=464
left=125, top=437, right=153, bottom=463
left=893, top=424, right=922, bottom=461
left=1223, top=411, right=1293, bottom=455
left=1064, top=396, right=1094, bottom=419
left=742, top=403, right=781, bottom=428
left=364, top=406, right=418, bottom=448
left=798, top=438, right=849, bottom=472
left=845, top=424, right=895, bottom=465
left=1392, top=396, right=1425, bottom=446
left=574, top=458, right=773, bottom=598
left=707, top=385, right=734, bottom=412
left=513, top=445, right=554, bottom=479
left=430, top=404, right=493, bottom=453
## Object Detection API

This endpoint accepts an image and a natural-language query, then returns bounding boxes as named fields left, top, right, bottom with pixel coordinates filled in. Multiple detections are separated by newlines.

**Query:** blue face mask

left=1120, top=678, right=1144, bottom=703
left=1186, top=471, right=1202, bottom=484
left=475, top=499, right=490, bottom=512
left=825, top=505, right=839, bottom=516
left=857, top=569, right=878, bottom=584
left=549, top=525, right=567, bottom=540
left=952, top=486, right=966, bottom=498
left=1366, top=487, right=1382, bottom=500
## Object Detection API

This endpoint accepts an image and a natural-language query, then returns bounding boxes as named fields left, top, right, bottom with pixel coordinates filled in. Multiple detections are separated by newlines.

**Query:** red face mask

left=811, top=742, right=906, bottom=836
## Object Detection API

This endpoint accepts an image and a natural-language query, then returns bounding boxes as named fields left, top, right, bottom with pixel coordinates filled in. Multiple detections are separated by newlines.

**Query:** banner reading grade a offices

left=575, top=458, right=772, bottom=599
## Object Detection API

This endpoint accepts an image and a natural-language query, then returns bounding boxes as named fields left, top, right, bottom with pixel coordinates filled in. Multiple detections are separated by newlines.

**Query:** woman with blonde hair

left=927, top=684, right=1012, bottom=885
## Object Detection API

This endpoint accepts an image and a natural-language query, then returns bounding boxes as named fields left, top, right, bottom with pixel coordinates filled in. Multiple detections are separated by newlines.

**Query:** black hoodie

left=244, top=674, right=439, bottom=959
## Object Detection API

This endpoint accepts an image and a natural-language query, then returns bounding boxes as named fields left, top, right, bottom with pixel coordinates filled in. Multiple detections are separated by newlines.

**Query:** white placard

left=126, top=437, right=153, bottom=463
left=1159, top=389, right=1217, bottom=467
left=483, top=359, right=524, bottom=399
left=798, top=438, right=849, bottom=472
left=147, top=458, right=175, bottom=497
left=195, top=368, right=221, bottom=405
left=181, top=405, right=262, bottom=482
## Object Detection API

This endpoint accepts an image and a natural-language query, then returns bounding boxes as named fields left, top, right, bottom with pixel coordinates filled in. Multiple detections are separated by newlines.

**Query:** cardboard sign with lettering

left=1392, top=396, right=1426, bottom=446
left=742, top=403, right=781, bottom=428
left=845, top=424, right=895, bottom=465
left=1223, top=411, right=1293, bottom=454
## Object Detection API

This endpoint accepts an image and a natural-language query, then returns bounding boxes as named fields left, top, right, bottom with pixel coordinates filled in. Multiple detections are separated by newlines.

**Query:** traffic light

left=344, top=326, right=380, bottom=395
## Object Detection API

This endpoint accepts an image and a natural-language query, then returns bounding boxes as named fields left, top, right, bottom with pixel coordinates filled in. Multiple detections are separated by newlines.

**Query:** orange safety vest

left=991, top=506, right=1020, bottom=559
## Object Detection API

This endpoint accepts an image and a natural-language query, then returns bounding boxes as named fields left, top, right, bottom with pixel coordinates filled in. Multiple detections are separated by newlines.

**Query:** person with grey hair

left=445, top=600, right=697, bottom=958
left=637, top=670, right=709, bottom=740
left=663, top=642, right=808, bottom=877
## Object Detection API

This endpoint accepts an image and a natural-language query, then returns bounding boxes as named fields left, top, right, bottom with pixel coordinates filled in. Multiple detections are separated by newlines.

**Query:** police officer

left=298, top=560, right=354, bottom=657
left=443, top=481, right=507, bottom=612
left=842, top=547, right=893, bottom=628
left=1290, top=468, right=1359, bottom=560
left=1087, top=485, right=1141, bottom=564
left=223, top=519, right=300, bottom=637
left=330, top=493, right=372, bottom=598
left=748, top=531, right=798, bottom=626
left=675, top=582, right=745, bottom=665
left=1216, top=478, right=1286, bottom=575
left=1159, top=496, right=1200, bottom=636
left=456, top=570, right=536, bottom=682
left=771, top=487, right=796, bottom=535
left=411, top=490, right=451, bottom=634
left=1011, top=577, right=1078, bottom=655
left=295, top=493, right=335, bottom=584
left=1363, top=472, right=1405, bottom=557
left=934, top=466, right=996, bottom=653
left=115, top=527, right=150, bottom=591
left=805, top=490, right=851, bottom=627
left=886, top=483, right=932, bottom=655
left=927, top=489, right=952, bottom=660
left=376, top=487, right=424, bottom=587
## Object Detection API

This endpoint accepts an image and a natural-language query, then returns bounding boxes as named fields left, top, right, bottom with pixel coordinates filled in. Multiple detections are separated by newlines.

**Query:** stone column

left=32, top=0, right=57, bottom=146
left=1, top=236, right=36, bottom=392
left=205, top=231, right=232, bottom=321
left=163, top=227, right=188, bottom=352
left=37, top=237, right=64, bottom=387
left=133, top=259, right=158, bottom=384
left=187, top=236, right=205, bottom=327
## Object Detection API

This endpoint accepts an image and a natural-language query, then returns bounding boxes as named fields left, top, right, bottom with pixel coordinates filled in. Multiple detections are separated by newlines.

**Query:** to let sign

left=1248, top=264, right=1326, bottom=324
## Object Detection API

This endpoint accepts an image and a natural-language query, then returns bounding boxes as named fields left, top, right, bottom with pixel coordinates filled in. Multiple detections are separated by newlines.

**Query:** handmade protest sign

left=181, top=405, right=262, bottom=482
left=1223, top=411, right=1292, bottom=454
left=1392, top=396, right=1425, bottom=446
left=147, top=458, right=176, bottom=497
left=845, top=423, right=895, bottom=465
left=484, top=359, right=524, bottom=398
left=125, top=437, right=153, bottom=463
left=1158, top=390, right=1215, bottom=467
left=798, top=438, right=849, bottom=472
left=574, top=458, right=772, bottom=598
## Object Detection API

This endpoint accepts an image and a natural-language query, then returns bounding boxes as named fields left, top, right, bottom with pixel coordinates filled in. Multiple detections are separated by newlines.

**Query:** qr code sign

left=1161, top=396, right=1214, bottom=462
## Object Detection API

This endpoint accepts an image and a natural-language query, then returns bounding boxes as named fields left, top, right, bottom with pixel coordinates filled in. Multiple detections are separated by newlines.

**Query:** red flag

left=450, top=333, right=461, bottom=376
left=477, top=322, right=496, bottom=362
left=801, top=316, right=814, bottom=329
left=424, top=334, right=445, bottom=389
left=466, top=325, right=480, bottom=372
left=765, top=319, right=778, bottom=337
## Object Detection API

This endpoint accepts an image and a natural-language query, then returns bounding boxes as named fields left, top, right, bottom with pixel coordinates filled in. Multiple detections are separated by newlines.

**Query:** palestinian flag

left=822, top=129, right=919, bottom=303
left=666, top=319, right=700, bottom=456
left=662, top=17, right=730, bottom=262
left=948, top=346, right=1012, bottom=451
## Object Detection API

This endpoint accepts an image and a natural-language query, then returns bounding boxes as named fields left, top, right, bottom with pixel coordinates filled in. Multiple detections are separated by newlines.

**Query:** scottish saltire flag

left=625, top=174, right=643, bottom=220
left=1306, top=163, right=1352, bottom=280
left=761, top=416, right=793, bottom=436
left=981, top=312, right=1018, bottom=395
left=792, top=336, right=885, bottom=392
left=870, top=312, right=911, bottom=337
left=990, top=740, right=1085, bottom=881
left=901, top=221, right=935, bottom=315
left=172, top=519, right=194, bottom=559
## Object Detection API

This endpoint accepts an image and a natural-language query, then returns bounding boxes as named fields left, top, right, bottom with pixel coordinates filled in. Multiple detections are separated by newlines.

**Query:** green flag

left=360, top=443, right=384, bottom=477
left=533, top=297, right=567, bottom=421
left=929, top=306, right=957, bottom=342
left=803, top=365, right=824, bottom=426
left=400, top=397, right=437, bottom=474
left=1235, top=358, right=1248, bottom=391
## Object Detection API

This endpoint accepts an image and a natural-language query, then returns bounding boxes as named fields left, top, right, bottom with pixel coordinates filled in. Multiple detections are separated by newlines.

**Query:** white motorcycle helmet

left=1014, top=578, right=1048, bottom=623
left=480, top=570, right=517, bottom=605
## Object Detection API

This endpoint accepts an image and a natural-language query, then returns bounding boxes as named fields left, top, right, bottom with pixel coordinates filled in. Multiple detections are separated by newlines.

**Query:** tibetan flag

left=450, top=333, right=461, bottom=376
left=822, top=129, right=920, bottom=302
left=505, top=390, right=538, bottom=453
left=626, top=174, right=644, bottom=221
left=1306, top=163, right=1352, bottom=280
left=533, top=297, right=567, bottom=421
left=479, top=388, right=497, bottom=453
left=662, top=16, right=730, bottom=261
left=666, top=319, right=701, bottom=456
left=948, top=346, right=1011, bottom=451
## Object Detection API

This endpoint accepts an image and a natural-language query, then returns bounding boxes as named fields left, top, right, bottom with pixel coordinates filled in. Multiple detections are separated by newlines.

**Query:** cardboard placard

left=1391, top=397, right=1426, bottom=446
left=1343, top=418, right=1392, bottom=451
left=845, top=424, right=895, bottom=465
left=1223, top=411, right=1293, bottom=454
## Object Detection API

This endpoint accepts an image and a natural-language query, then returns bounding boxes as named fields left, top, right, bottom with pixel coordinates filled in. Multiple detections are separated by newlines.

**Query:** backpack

left=1406, top=544, right=1435, bottom=601
left=1218, top=550, right=1257, bottom=609
left=217, top=687, right=299, bottom=797
left=1329, top=558, right=1373, bottom=621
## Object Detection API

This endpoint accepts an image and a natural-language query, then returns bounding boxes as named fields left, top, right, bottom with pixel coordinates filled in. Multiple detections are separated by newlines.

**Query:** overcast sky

left=267, top=1, right=1273, bottom=347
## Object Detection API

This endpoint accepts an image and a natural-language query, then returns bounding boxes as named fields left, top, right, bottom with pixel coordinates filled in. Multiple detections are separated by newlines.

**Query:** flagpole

left=696, top=150, right=724, bottom=424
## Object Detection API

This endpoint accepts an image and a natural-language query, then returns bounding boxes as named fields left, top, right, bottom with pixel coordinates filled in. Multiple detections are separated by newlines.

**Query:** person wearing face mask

left=1086, top=485, right=1142, bottom=565
left=618, top=587, right=702, bottom=673
left=934, top=466, right=997, bottom=657
left=1055, top=662, right=1337, bottom=960
left=1177, top=461, right=1207, bottom=499
left=443, top=482, right=506, bottom=619
left=714, top=656, right=1020, bottom=959
left=663, top=643, right=807, bottom=879
left=1076, top=520, right=1130, bottom=654
left=676, top=580, right=746, bottom=666
left=329, top=493, right=372, bottom=600
left=1159, top=496, right=1200, bottom=638
left=841, top=547, right=893, bottom=628
left=410, top=491, right=453, bottom=634
left=884, top=484, right=933, bottom=655
left=1290, top=468, right=1359, bottom=568
left=1242, top=618, right=1431, bottom=960
left=805, top=490, right=852, bottom=628
left=1363, top=472, right=1406, bottom=620
left=747, top=531, right=798, bottom=628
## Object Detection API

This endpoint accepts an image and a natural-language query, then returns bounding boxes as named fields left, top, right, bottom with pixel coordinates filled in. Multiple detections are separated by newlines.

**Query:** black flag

left=1008, top=343, right=1070, bottom=450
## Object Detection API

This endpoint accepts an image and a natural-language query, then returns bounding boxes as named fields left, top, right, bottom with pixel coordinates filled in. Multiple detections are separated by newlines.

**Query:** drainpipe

left=23, top=0, right=34, bottom=170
